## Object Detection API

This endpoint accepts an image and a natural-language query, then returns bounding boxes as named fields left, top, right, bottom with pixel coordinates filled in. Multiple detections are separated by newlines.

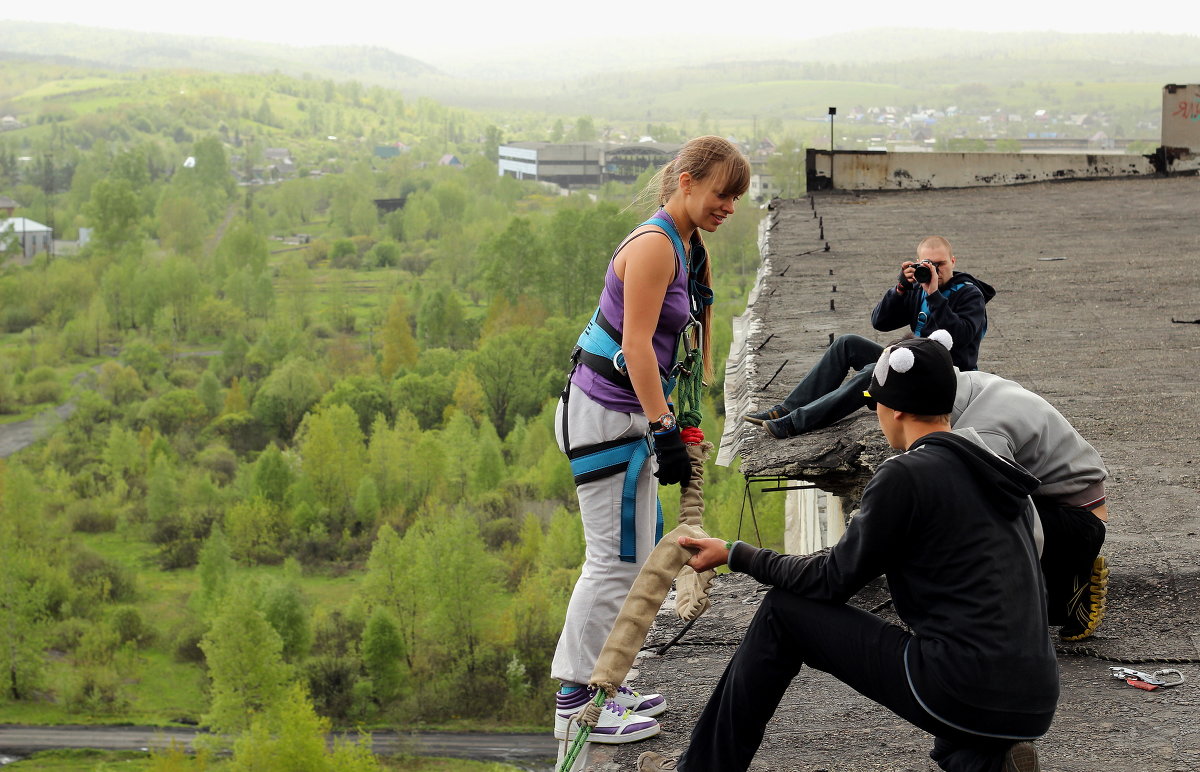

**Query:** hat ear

left=928, top=329, right=953, bottom=351
left=890, top=347, right=915, bottom=373
left=873, top=347, right=892, bottom=386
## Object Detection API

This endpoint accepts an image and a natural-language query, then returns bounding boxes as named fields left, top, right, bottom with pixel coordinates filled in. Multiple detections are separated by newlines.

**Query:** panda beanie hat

left=866, top=330, right=956, bottom=415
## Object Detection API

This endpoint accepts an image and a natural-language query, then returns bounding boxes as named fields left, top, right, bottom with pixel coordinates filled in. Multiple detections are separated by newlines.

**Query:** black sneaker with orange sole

left=1059, top=555, right=1109, bottom=641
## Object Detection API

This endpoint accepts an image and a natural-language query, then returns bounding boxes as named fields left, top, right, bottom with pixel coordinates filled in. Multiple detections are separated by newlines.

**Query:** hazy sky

left=3, top=0, right=1193, bottom=62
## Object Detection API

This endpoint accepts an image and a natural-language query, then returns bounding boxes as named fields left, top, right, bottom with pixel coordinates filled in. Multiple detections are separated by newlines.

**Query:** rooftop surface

left=589, top=175, right=1200, bottom=771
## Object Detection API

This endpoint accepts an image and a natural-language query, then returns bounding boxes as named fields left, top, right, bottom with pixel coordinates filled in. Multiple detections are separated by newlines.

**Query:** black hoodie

left=729, top=428, right=1059, bottom=738
left=871, top=270, right=996, bottom=371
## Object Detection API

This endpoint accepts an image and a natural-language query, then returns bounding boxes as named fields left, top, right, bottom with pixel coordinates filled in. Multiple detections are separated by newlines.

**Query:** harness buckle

left=682, top=317, right=704, bottom=357
left=1110, top=666, right=1186, bottom=690
left=612, top=350, right=627, bottom=376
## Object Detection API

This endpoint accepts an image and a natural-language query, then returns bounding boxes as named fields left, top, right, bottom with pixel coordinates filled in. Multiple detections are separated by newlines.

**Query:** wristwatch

left=649, top=412, right=676, bottom=433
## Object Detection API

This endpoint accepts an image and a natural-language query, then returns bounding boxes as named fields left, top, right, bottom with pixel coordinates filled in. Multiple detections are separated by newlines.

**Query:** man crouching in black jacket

left=639, top=331, right=1058, bottom=772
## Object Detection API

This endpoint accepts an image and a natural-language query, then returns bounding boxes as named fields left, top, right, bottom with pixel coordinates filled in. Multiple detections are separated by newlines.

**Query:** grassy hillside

left=2, top=23, right=1196, bottom=125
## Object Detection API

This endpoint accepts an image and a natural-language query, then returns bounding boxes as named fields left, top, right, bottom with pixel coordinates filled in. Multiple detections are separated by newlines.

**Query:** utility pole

left=828, top=107, right=837, bottom=190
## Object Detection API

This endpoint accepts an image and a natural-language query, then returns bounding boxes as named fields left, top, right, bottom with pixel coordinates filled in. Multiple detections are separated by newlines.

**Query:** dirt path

left=0, top=725, right=556, bottom=770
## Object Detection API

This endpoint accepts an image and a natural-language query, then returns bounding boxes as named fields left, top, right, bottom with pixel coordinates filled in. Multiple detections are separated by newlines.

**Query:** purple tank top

left=572, top=212, right=693, bottom=413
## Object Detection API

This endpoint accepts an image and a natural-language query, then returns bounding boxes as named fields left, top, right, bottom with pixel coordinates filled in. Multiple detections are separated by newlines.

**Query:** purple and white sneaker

left=613, top=684, right=666, bottom=717
left=553, top=687, right=661, bottom=744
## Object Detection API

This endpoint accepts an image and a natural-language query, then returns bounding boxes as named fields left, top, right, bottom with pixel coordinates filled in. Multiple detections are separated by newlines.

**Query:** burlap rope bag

left=674, top=441, right=716, bottom=622
left=590, top=440, right=717, bottom=692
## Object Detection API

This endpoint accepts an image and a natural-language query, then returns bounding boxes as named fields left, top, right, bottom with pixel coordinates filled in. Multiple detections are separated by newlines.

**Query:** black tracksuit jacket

left=729, top=430, right=1059, bottom=738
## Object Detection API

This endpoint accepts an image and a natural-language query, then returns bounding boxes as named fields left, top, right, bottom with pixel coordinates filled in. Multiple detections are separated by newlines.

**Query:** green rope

left=675, top=346, right=704, bottom=429
left=558, top=690, right=606, bottom=771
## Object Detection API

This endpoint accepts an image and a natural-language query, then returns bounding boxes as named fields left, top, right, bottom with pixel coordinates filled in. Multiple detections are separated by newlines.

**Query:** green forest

left=2, top=26, right=1194, bottom=767
left=0, top=59, right=783, bottom=770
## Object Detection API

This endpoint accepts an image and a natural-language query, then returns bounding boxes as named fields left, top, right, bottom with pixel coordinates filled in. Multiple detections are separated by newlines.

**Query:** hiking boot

left=763, top=416, right=800, bottom=439
left=554, top=688, right=661, bottom=744
left=744, top=405, right=786, bottom=422
left=1002, top=741, right=1039, bottom=772
left=638, top=751, right=679, bottom=770
left=1060, top=555, right=1109, bottom=641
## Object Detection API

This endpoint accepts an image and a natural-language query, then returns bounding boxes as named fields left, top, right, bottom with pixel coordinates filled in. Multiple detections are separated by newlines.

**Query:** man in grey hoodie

left=640, top=333, right=1055, bottom=772
left=952, top=369, right=1109, bottom=641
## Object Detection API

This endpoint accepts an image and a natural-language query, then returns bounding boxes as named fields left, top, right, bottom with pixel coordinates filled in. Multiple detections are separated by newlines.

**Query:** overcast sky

left=3, top=0, right=1194, bottom=63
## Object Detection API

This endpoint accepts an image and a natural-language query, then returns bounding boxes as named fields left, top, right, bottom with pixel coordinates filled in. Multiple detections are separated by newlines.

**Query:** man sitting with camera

left=746, top=235, right=995, bottom=439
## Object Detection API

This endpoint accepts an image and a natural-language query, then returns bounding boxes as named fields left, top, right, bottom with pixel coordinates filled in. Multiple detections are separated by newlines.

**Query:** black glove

left=652, top=427, right=692, bottom=488
left=896, top=268, right=915, bottom=293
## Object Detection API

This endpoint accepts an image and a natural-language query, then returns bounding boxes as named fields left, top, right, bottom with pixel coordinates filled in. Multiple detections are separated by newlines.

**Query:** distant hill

left=1, top=21, right=1196, bottom=123
left=0, top=21, right=440, bottom=80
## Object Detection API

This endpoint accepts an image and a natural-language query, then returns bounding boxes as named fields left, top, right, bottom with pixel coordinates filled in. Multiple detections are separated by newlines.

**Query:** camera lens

left=914, top=264, right=932, bottom=284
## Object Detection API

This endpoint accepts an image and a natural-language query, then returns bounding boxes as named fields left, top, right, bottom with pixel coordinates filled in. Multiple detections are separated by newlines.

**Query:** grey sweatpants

left=551, top=383, right=660, bottom=686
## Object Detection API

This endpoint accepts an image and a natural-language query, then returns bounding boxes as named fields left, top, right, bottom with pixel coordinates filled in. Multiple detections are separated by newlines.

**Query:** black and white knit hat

left=864, top=331, right=956, bottom=415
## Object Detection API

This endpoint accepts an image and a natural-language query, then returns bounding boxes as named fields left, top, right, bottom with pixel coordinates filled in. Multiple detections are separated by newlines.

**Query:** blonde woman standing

left=553, top=136, right=750, bottom=744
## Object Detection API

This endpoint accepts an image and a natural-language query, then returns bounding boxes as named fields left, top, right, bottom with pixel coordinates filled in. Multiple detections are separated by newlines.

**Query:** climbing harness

left=913, top=279, right=987, bottom=341
left=557, top=211, right=717, bottom=771
left=569, top=210, right=711, bottom=398
left=564, top=433, right=663, bottom=563
left=560, top=210, right=710, bottom=564
left=1110, top=666, right=1186, bottom=691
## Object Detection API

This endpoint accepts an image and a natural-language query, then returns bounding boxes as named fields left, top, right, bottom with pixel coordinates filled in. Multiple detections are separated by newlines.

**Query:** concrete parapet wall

left=809, top=149, right=1160, bottom=191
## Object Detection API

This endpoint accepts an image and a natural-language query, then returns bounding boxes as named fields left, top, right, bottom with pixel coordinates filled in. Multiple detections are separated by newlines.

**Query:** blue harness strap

left=561, top=209, right=707, bottom=563
left=570, top=211, right=708, bottom=399
left=567, top=434, right=660, bottom=563
left=913, top=280, right=986, bottom=340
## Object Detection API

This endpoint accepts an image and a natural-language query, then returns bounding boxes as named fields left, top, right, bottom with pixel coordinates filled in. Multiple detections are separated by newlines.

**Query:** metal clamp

left=1110, top=666, right=1186, bottom=690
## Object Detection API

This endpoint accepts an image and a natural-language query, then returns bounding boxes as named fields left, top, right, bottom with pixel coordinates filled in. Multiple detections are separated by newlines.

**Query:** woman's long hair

left=634, top=135, right=750, bottom=379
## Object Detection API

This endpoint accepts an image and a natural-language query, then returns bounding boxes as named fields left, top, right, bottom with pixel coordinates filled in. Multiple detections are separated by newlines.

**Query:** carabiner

left=1111, top=666, right=1187, bottom=690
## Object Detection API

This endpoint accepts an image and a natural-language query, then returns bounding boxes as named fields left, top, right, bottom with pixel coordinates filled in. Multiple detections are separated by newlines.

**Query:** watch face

left=657, top=413, right=676, bottom=431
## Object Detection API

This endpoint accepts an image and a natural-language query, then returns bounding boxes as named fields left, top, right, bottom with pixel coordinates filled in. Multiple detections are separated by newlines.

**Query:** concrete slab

left=590, top=175, right=1200, bottom=771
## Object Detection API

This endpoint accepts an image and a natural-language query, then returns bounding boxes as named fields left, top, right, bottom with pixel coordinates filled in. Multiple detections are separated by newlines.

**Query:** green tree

left=199, top=584, right=290, bottom=733
left=86, top=178, right=141, bottom=254
left=229, top=682, right=378, bottom=772
left=361, top=607, right=405, bottom=704
left=225, top=497, right=287, bottom=564
left=359, top=525, right=424, bottom=670
left=319, top=375, right=391, bottom=437
left=253, top=445, right=294, bottom=507
left=479, top=217, right=545, bottom=307
left=158, top=188, right=207, bottom=256
left=352, top=476, right=381, bottom=532
left=544, top=506, right=585, bottom=570
left=0, top=546, right=49, bottom=701
left=191, top=135, right=235, bottom=200
left=253, top=357, right=322, bottom=440
left=217, top=221, right=270, bottom=278
left=391, top=372, right=452, bottom=430
left=194, top=527, right=234, bottom=619
left=415, top=287, right=470, bottom=350
left=765, top=137, right=807, bottom=199
left=196, top=371, right=223, bottom=417
left=296, top=404, right=366, bottom=531
left=379, top=294, right=418, bottom=380
left=422, top=511, right=504, bottom=680
left=261, top=565, right=311, bottom=663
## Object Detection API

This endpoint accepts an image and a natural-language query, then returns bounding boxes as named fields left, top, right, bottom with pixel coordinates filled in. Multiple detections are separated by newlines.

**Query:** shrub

left=60, top=666, right=129, bottom=714
left=23, top=366, right=64, bottom=404
left=67, top=499, right=119, bottom=533
left=110, top=606, right=155, bottom=648
left=69, top=547, right=138, bottom=604
left=171, top=620, right=208, bottom=664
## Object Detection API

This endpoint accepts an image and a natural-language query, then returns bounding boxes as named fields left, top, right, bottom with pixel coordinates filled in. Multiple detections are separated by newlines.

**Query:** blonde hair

left=917, top=235, right=953, bottom=255
left=636, top=135, right=752, bottom=210
left=635, top=136, right=750, bottom=379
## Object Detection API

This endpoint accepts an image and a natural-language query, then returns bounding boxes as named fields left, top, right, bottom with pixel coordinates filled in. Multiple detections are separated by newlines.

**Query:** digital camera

left=913, top=260, right=934, bottom=284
